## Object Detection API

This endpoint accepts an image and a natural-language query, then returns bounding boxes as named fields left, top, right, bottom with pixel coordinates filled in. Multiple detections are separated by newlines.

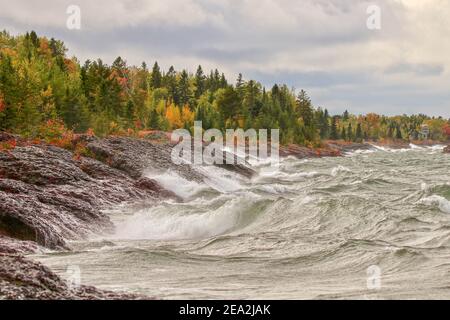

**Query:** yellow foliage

left=38, top=38, right=52, bottom=57
left=181, top=105, right=194, bottom=126
left=0, top=48, right=17, bottom=57
left=156, top=100, right=166, bottom=114
left=41, top=85, right=56, bottom=118
left=165, top=103, right=183, bottom=129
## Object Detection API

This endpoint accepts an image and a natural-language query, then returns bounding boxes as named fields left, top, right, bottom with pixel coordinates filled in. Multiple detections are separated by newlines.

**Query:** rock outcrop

left=0, top=134, right=256, bottom=299
left=280, top=141, right=375, bottom=159
left=0, top=143, right=173, bottom=249
left=0, top=238, right=144, bottom=299
left=0, top=136, right=187, bottom=299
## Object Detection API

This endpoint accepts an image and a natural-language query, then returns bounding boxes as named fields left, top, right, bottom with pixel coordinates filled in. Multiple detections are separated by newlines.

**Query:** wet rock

left=0, top=236, right=39, bottom=255
left=326, top=142, right=374, bottom=153
left=134, top=177, right=181, bottom=200
left=280, top=144, right=341, bottom=159
left=0, top=142, right=177, bottom=249
left=0, top=132, right=19, bottom=142
left=0, top=134, right=259, bottom=299
left=86, top=136, right=256, bottom=180
left=0, top=244, right=146, bottom=300
left=444, top=145, right=450, bottom=154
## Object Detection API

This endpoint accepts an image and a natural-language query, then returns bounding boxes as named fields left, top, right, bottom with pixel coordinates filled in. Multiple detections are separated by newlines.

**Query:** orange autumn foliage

left=0, top=93, right=5, bottom=113
left=181, top=105, right=194, bottom=125
left=37, top=119, right=74, bottom=149
left=443, top=123, right=450, bottom=139
left=165, top=104, right=183, bottom=129
left=0, top=139, right=17, bottom=152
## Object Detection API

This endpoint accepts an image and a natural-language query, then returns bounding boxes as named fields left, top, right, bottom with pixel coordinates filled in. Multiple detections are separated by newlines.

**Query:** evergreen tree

left=347, top=123, right=353, bottom=141
left=341, top=126, right=347, bottom=141
left=355, top=123, right=363, bottom=142
left=149, top=108, right=160, bottom=129
left=236, top=73, right=244, bottom=89
left=396, top=125, right=403, bottom=139
left=194, top=65, right=205, bottom=98
left=150, top=62, right=162, bottom=89
left=216, top=86, right=240, bottom=124
left=343, top=110, right=349, bottom=121
left=178, top=70, right=191, bottom=107
left=164, top=66, right=178, bottom=104
left=330, top=116, right=339, bottom=140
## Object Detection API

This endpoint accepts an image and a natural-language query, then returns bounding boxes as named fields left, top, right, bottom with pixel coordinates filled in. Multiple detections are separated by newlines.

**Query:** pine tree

left=347, top=123, right=353, bottom=141
left=178, top=70, right=191, bottom=107
left=150, top=62, right=162, bottom=89
left=396, top=125, right=403, bottom=139
left=194, top=65, right=205, bottom=98
left=296, top=90, right=314, bottom=127
left=149, top=108, right=160, bottom=129
left=343, top=110, right=349, bottom=121
left=236, top=73, right=244, bottom=89
left=164, top=66, right=178, bottom=104
left=330, top=116, right=339, bottom=140
left=355, top=123, right=363, bottom=142
left=341, top=127, right=347, bottom=141
left=220, top=73, right=227, bottom=88
left=216, top=86, right=240, bottom=124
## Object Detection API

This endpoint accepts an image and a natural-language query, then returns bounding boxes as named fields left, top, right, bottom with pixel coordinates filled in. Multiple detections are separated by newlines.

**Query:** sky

left=0, top=0, right=449, bottom=116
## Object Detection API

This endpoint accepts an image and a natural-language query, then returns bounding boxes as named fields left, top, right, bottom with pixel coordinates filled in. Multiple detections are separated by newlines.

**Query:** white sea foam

left=195, top=165, right=246, bottom=193
left=331, top=165, right=352, bottom=176
left=113, top=193, right=262, bottom=240
left=409, top=143, right=423, bottom=150
left=144, top=169, right=207, bottom=199
left=419, top=195, right=450, bottom=214
left=257, top=167, right=318, bottom=181
left=344, top=149, right=376, bottom=157
left=370, top=144, right=410, bottom=153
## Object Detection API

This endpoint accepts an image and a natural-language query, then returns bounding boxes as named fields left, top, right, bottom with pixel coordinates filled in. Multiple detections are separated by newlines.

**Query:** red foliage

left=134, top=120, right=142, bottom=130
left=443, top=123, right=450, bottom=138
left=0, top=94, right=5, bottom=113
left=38, top=119, right=74, bottom=149
left=0, top=139, right=17, bottom=152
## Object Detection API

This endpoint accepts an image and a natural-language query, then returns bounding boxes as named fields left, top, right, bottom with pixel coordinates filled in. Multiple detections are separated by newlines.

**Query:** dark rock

left=0, top=135, right=258, bottom=299
left=0, top=241, right=147, bottom=300
left=0, top=132, right=18, bottom=142
left=0, top=143, right=175, bottom=249
left=444, top=145, right=450, bottom=154
left=134, top=177, right=180, bottom=200
left=280, top=144, right=341, bottom=159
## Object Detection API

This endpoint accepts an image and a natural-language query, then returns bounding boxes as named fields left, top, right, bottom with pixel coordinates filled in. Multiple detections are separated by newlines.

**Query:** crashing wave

left=419, top=195, right=450, bottom=214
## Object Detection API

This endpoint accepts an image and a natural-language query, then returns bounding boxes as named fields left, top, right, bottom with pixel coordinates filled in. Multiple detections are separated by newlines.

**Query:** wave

left=419, top=195, right=450, bottom=214
left=331, top=165, right=352, bottom=176
left=344, top=149, right=376, bottom=157
left=112, top=192, right=266, bottom=241
left=371, top=143, right=444, bottom=154
left=194, top=165, right=247, bottom=193
left=256, top=167, right=319, bottom=182
left=144, top=169, right=208, bottom=199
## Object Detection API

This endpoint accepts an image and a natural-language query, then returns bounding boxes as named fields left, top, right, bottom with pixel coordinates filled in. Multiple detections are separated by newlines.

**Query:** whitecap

left=331, top=165, right=352, bottom=177
left=419, top=195, right=450, bottom=214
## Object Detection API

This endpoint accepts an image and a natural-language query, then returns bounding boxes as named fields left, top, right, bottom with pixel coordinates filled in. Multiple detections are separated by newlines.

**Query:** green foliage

left=0, top=31, right=448, bottom=146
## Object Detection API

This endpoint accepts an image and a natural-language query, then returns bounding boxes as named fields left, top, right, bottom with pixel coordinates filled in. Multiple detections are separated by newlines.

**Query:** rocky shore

left=0, top=132, right=258, bottom=299
left=0, top=132, right=448, bottom=299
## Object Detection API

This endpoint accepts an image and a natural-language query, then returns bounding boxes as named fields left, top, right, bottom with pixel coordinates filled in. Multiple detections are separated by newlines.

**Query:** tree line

left=1, top=31, right=449, bottom=146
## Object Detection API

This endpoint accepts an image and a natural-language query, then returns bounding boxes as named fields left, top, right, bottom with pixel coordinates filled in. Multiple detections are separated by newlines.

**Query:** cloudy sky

left=1, top=0, right=449, bottom=116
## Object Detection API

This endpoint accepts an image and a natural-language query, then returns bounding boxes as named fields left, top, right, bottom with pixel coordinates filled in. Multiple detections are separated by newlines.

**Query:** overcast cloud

left=1, top=0, right=449, bottom=116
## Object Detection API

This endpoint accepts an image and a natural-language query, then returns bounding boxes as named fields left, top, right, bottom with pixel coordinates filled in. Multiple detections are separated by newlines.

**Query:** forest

left=1, top=30, right=450, bottom=148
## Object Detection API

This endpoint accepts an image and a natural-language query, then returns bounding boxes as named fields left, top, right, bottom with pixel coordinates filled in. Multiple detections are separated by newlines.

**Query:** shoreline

left=0, top=132, right=448, bottom=299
